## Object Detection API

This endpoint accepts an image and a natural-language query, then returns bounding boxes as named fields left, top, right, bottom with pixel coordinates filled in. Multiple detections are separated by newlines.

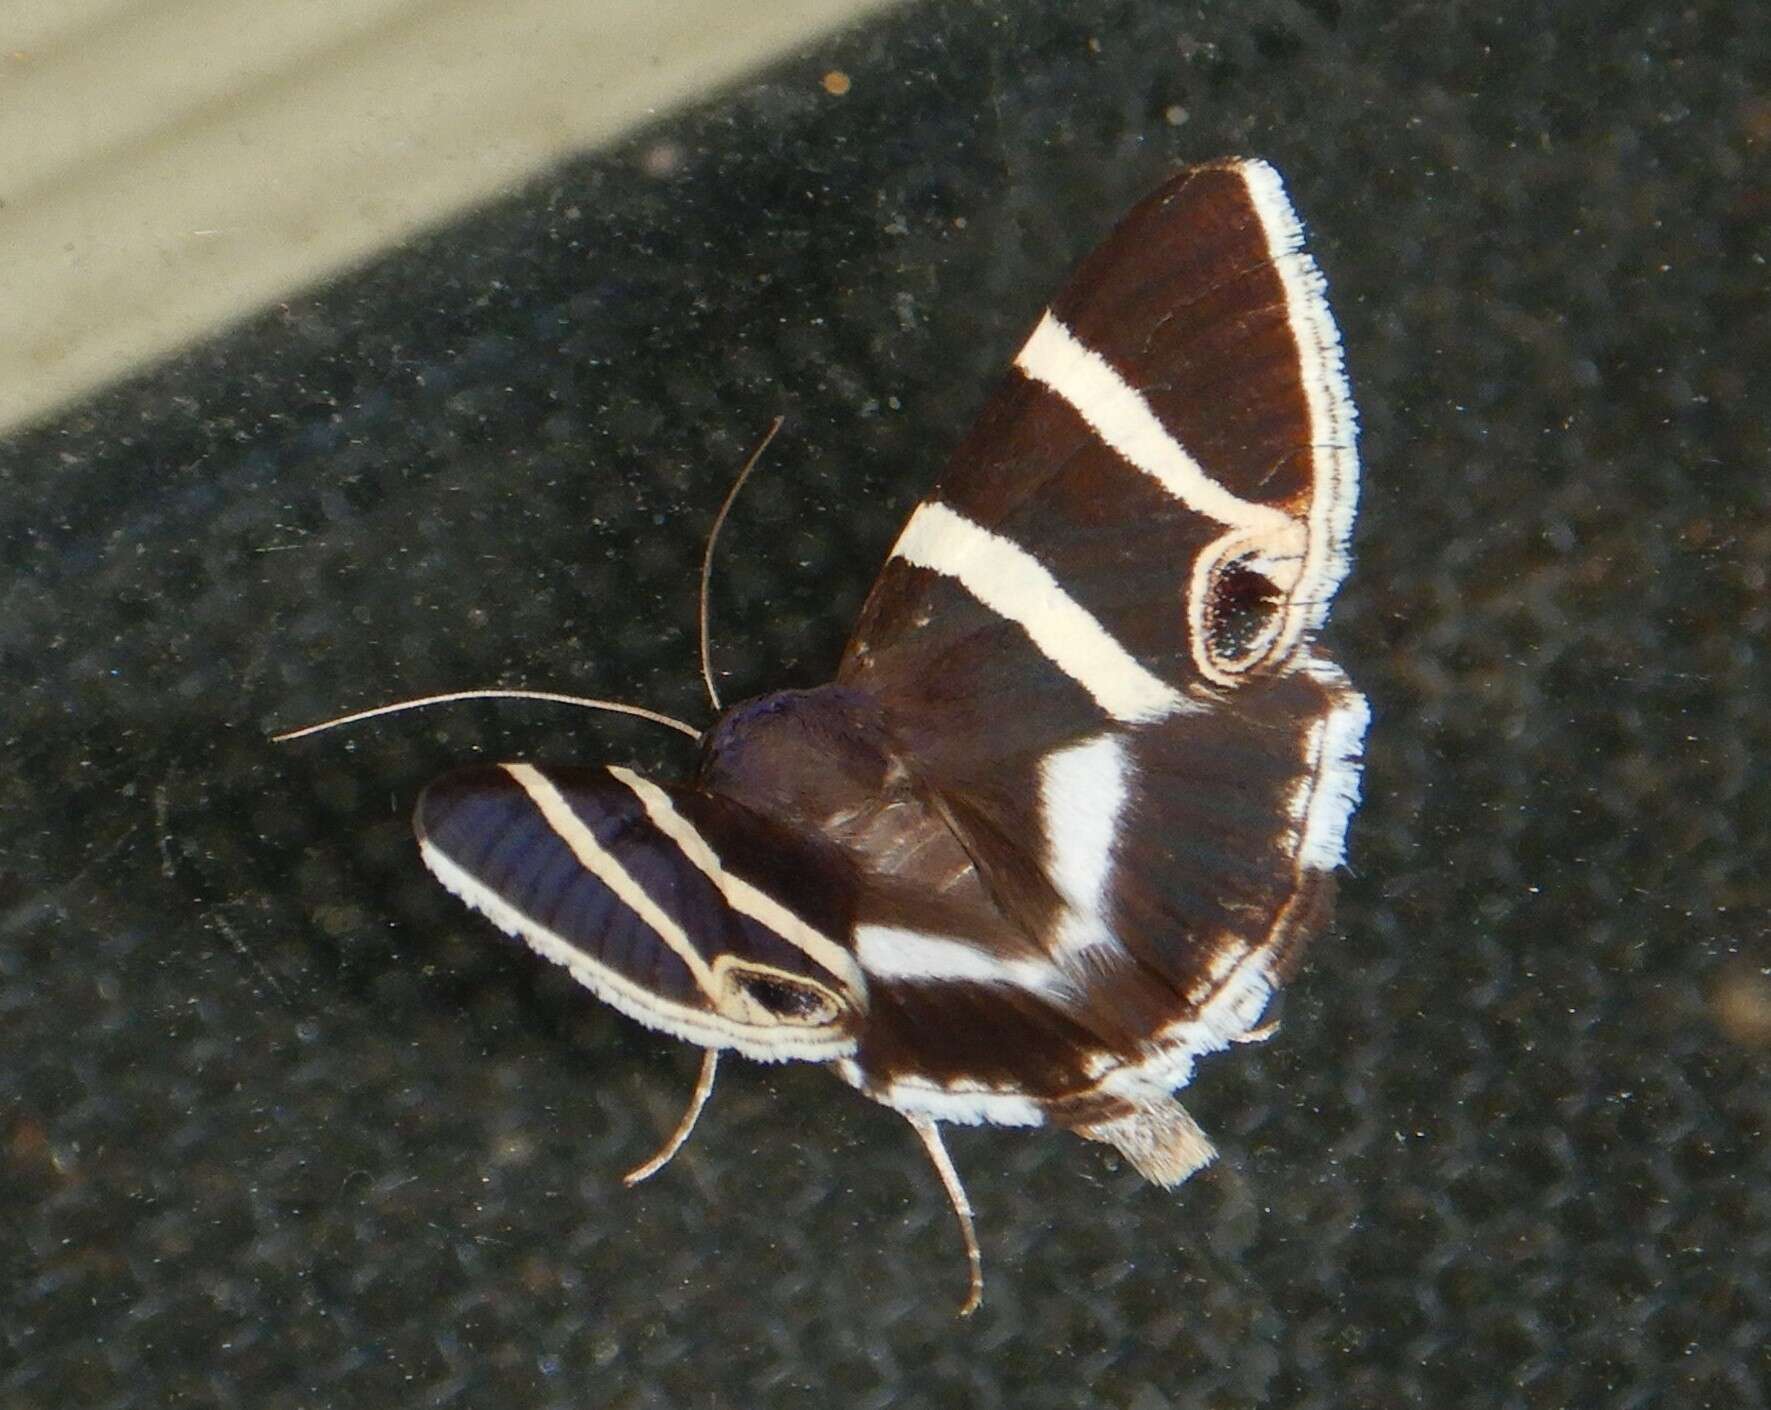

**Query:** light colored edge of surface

left=0, top=0, right=897, bottom=435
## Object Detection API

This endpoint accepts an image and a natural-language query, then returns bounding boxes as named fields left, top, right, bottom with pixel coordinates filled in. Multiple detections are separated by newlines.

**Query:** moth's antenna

left=699, top=415, right=785, bottom=713
left=272, top=689, right=702, bottom=743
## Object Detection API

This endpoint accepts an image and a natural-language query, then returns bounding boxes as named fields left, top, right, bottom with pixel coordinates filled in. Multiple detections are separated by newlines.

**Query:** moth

left=295, top=158, right=1367, bottom=1314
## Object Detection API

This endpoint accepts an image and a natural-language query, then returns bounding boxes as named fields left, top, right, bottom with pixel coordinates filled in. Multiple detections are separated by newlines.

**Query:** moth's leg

left=624, top=1048, right=720, bottom=1185
left=905, top=1114, right=984, bottom=1316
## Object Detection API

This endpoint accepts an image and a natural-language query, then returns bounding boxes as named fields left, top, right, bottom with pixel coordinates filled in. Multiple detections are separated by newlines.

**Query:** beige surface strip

left=0, top=0, right=897, bottom=434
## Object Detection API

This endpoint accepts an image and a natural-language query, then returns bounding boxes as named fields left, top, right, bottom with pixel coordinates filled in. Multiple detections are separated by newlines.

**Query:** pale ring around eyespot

left=1186, top=525, right=1306, bottom=686
left=711, top=955, right=847, bottom=1028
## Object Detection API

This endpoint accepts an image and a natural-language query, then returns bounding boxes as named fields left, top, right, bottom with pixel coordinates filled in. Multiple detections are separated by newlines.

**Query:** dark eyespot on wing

left=730, top=969, right=841, bottom=1024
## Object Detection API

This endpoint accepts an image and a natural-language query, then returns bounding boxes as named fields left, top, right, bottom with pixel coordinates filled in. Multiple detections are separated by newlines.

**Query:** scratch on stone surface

left=154, top=780, right=176, bottom=880
left=211, top=907, right=288, bottom=1002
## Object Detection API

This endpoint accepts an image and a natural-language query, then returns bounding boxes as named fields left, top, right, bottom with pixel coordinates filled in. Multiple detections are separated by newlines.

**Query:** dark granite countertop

left=4, top=3, right=1765, bottom=1406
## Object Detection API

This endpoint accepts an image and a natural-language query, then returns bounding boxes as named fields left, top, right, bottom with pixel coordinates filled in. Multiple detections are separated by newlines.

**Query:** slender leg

left=905, top=1115, right=984, bottom=1317
left=624, top=1049, right=720, bottom=1186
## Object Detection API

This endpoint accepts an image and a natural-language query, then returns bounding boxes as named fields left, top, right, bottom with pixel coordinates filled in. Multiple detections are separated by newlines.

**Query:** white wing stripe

left=890, top=500, right=1187, bottom=724
left=854, top=923, right=1063, bottom=996
left=1038, top=735, right=1131, bottom=965
left=610, top=766, right=866, bottom=994
left=1013, top=310, right=1297, bottom=541
left=502, top=762, right=717, bottom=995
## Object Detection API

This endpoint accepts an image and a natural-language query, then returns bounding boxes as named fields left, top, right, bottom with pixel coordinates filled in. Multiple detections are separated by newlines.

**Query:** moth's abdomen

left=415, top=762, right=866, bottom=1062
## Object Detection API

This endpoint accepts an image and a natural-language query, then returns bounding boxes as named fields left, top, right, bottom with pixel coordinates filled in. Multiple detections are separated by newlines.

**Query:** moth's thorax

left=698, top=686, right=988, bottom=910
left=697, top=686, right=906, bottom=831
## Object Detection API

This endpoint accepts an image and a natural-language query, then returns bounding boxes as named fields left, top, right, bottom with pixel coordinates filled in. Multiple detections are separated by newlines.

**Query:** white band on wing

left=890, top=500, right=1187, bottom=724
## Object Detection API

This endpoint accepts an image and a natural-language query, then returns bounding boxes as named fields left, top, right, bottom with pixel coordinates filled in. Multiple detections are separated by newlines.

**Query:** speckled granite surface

left=3, top=3, right=1766, bottom=1406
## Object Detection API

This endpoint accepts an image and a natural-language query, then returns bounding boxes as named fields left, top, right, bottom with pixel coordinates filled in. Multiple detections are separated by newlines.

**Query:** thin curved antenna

left=699, top=415, right=784, bottom=713
left=272, top=688, right=702, bottom=743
